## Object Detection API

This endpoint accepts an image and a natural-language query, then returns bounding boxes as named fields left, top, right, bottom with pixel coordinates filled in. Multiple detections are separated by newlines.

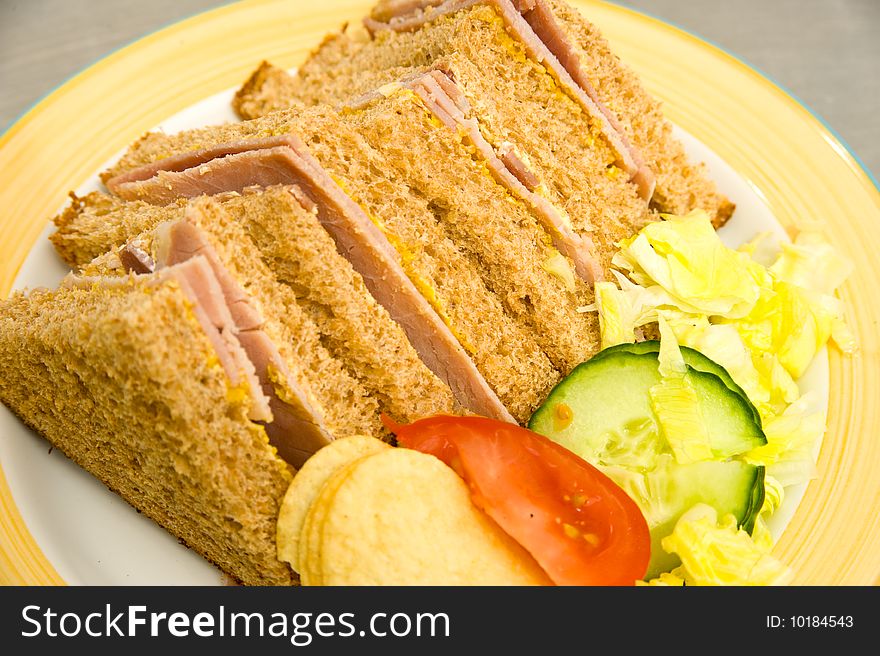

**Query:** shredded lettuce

left=662, top=312, right=774, bottom=416
left=737, top=230, right=781, bottom=267
left=760, top=474, right=786, bottom=518
left=594, top=281, right=638, bottom=348
left=770, top=231, right=852, bottom=295
left=745, top=394, right=823, bottom=486
left=593, top=273, right=680, bottom=348
left=599, top=210, right=852, bottom=437
left=733, top=231, right=854, bottom=379
left=649, top=377, right=713, bottom=464
left=650, top=504, right=793, bottom=586
left=606, top=214, right=854, bottom=381
left=612, top=211, right=770, bottom=318
left=734, top=281, right=837, bottom=380
left=637, top=572, right=685, bottom=586
left=596, top=211, right=854, bottom=585
left=541, top=250, right=577, bottom=292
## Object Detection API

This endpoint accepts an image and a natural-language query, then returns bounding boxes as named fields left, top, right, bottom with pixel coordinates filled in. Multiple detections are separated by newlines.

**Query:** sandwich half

left=77, top=192, right=461, bottom=467
left=0, top=261, right=295, bottom=585
left=233, top=0, right=734, bottom=226
left=61, top=73, right=633, bottom=422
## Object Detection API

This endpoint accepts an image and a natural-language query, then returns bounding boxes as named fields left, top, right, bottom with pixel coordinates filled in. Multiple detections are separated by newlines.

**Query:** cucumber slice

left=591, top=341, right=761, bottom=427
left=528, top=347, right=766, bottom=579
left=607, top=458, right=765, bottom=577
left=530, top=352, right=765, bottom=461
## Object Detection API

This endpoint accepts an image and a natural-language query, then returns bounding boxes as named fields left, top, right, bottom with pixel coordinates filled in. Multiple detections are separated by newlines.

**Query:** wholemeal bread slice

left=0, top=274, right=295, bottom=585
left=342, top=81, right=601, bottom=377
left=233, top=0, right=733, bottom=227
left=539, top=0, right=734, bottom=225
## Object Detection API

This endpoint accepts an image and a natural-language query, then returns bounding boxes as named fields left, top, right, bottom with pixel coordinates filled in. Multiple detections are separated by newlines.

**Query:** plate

left=0, top=0, right=878, bottom=585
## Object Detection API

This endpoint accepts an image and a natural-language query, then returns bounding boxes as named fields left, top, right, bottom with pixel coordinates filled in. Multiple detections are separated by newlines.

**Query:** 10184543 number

left=766, top=616, right=854, bottom=629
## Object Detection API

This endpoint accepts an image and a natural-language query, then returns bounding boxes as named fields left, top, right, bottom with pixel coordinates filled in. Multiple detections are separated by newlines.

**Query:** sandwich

left=3, top=185, right=469, bottom=583
left=76, top=191, right=461, bottom=466
left=56, top=67, right=650, bottom=423
left=233, top=0, right=734, bottom=227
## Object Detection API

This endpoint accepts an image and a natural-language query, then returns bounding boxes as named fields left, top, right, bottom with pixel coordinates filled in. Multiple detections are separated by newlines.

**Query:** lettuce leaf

left=598, top=213, right=853, bottom=584
left=734, top=281, right=837, bottom=380
left=654, top=504, right=793, bottom=586
left=594, top=281, right=638, bottom=348
left=745, top=394, right=823, bottom=487
left=637, top=572, right=686, bottom=586
left=603, top=212, right=852, bottom=422
left=609, top=214, right=854, bottom=380
left=593, top=273, right=683, bottom=348
left=612, top=211, right=769, bottom=318
left=662, top=313, right=772, bottom=413
left=732, top=231, right=855, bottom=378
left=760, top=474, right=786, bottom=518
left=770, top=231, right=852, bottom=295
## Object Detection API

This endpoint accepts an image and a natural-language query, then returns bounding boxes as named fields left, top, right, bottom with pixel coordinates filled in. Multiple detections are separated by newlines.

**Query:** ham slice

left=364, top=0, right=655, bottom=200
left=497, top=142, right=540, bottom=192
left=104, top=135, right=514, bottom=423
left=107, top=139, right=311, bottom=206
left=106, top=136, right=295, bottom=191
left=155, top=219, right=264, bottom=331
left=65, top=258, right=272, bottom=424
left=154, top=212, right=336, bottom=467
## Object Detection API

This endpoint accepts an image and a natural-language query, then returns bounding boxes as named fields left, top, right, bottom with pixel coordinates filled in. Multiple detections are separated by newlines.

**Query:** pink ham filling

left=66, top=257, right=272, bottom=424
left=108, top=141, right=310, bottom=206
left=106, top=136, right=297, bottom=189
left=105, top=136, right=514, bottom=423
left=364, top=0, right=655, bottom=200
left=154, top=211, right=335, bottom=468
left=497, top=143, right=540, bottom=192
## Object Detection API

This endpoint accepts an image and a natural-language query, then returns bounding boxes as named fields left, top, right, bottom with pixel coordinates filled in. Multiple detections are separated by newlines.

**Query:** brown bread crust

left=0, top=282, right=295, bottom=585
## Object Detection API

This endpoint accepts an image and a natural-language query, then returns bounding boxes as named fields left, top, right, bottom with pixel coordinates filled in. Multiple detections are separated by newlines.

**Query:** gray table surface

left=1, top=0, right=877, bottom=179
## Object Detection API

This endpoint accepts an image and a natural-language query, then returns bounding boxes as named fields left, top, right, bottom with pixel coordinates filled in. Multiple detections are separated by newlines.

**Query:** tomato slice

left=388, top=415, right=651, bottom=586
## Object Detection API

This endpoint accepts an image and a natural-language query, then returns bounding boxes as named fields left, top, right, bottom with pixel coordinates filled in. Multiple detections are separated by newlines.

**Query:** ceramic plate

left=0, top=0, right=878, bottom=585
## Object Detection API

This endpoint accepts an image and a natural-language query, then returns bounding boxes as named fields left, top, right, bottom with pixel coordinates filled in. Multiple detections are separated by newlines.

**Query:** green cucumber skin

left=528, top=346, right=767, bottom=579
left=687, top=368, right=766, bottom=457
left=740, top=465, right=766, bottom=535
left=639, top=460, right=765, bottom=578
left=590, top=341, right=763, bottom=428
